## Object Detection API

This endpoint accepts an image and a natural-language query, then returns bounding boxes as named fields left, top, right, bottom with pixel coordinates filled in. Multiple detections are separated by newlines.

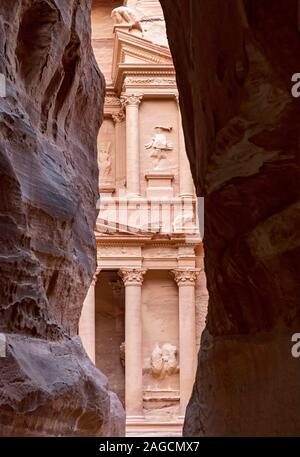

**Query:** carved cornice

left=172, top=268, right=200, bottom=286
left=125, top=70, right=175, bottom=76
left=118, top=268, right=147, bottom=286
left=121, top=93, right=143, bottom=107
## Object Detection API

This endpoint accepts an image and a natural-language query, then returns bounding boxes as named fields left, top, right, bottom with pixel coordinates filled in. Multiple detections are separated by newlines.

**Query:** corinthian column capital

left=121, top=94, right=143, bottom=108
left=112, top=109, right=125, bottom=123
left=118, top=268, right=147, bottom=286
left=172, top=268, right=200, bottom=286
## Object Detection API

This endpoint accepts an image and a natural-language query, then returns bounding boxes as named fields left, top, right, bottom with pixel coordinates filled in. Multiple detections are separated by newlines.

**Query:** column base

left=179, top=193, right=194, bottom=198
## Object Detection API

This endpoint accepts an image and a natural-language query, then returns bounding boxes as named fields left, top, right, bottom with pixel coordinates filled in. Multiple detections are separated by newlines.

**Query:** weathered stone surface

left=161, top=0, right=300, bottom=436
left=0, top=0, right=124, bottom=436
left=0, top=335, right=124, bottom=436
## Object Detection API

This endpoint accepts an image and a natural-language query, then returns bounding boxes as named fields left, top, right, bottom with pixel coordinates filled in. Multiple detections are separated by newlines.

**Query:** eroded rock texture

left=161, top=0, right=300, bottom=436
left=0, top=0, right=124, bottom=436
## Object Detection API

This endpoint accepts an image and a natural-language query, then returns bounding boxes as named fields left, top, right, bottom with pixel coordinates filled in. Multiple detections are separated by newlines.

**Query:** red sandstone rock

left=161, top=0, right=300, bottom=436
left=0, top=0, right=124, bottom=436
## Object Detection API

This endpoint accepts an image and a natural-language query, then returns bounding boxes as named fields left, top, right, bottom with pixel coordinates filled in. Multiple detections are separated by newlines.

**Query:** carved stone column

left=172, top=268, right=200, bottom=415
left=121, top=94, right=142, bottom=196
left=112, top=110, right=126, bottom=191
left=177, top=96, right=194, bottom=197
left=79, top=267, right=101, bottom=364
left=119, top=267, right=147, bottom=417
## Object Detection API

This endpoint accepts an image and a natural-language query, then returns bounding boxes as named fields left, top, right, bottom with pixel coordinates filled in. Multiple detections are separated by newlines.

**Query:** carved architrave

left=172, top=268, right=200, bottom=286
left=121, top=93, right=143, bottom=108
left=118, top=268, right=147, bottom=286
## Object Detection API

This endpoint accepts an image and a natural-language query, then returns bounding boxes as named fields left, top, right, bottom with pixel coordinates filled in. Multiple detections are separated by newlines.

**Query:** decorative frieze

left=125, top=76, right=176, bottom=86
left=104, top=96, right=121, bottom=107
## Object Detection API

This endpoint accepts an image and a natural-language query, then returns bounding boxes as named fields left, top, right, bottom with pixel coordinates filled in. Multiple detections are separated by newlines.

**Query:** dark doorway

left=95, top=270, right=125, bottom=406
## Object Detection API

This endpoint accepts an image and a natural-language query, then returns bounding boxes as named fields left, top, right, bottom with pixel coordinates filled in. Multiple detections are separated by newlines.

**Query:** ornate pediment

left=111, top=30, right=174, bottom=93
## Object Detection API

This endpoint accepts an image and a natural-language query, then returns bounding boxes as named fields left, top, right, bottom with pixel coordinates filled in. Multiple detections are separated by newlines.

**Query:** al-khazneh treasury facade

left=79, top=0, right=208, bottom=436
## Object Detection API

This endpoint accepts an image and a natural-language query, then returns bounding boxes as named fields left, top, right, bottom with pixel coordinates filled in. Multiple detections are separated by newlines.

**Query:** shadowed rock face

left=0, top=0, right=124, bottom=436
left=161, top=0, right=300, bottom=436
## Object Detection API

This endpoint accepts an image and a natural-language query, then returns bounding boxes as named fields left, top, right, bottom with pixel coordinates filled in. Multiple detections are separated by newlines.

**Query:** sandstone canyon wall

left=0, top=0, right=124, bottom=436
left=161, top=0, right=300, bottom=436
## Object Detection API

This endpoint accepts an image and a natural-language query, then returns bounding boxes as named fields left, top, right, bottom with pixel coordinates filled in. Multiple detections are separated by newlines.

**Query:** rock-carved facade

left=79, top=0, right=208, bottom=436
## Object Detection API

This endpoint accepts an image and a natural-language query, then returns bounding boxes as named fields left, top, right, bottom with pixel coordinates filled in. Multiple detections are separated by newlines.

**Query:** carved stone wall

left=0, top=0, right=124, bottom=436
left=91, top=0, right=207, bottom=434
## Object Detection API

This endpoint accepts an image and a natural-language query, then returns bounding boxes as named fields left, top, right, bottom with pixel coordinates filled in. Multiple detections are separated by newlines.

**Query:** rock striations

left=0, top=0, right=124, bottom=436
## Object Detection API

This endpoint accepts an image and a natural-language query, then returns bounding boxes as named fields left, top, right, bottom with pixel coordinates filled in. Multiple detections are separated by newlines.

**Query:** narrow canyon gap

left=83, top=0, right=209, bottom=436
left=161, top=0, right=300, bottom=436
left=0, top=0, right=124, bottom=436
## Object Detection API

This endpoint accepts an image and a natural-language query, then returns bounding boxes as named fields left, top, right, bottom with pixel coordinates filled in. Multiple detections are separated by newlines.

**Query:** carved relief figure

left=173, top=211, right=196, bottom=232
left=120, top=342, right=125, bottom=368
left=111, top=6, right=143, bottom=34
left=99, top=142, right=112, bottom=178
left=145, top=126, right=173, bottom=171
left=143, top=343, right=179, bottom=380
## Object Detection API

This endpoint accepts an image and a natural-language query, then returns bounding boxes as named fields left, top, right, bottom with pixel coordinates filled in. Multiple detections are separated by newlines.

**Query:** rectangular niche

left=98, top=117, right=116, bottom=193
left=141, top=269, right=179, bottom=416
left=139, top=98, right=179, bottom=197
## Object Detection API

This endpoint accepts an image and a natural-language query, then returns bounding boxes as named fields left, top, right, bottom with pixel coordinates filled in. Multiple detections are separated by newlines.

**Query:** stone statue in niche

left=99, top=142, right=112, bottom=179
left=111, top=6, right=143, bottom=35
left=145, top=126, right=173, bottom=171
left=143, top=343, right=179, bottom=380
